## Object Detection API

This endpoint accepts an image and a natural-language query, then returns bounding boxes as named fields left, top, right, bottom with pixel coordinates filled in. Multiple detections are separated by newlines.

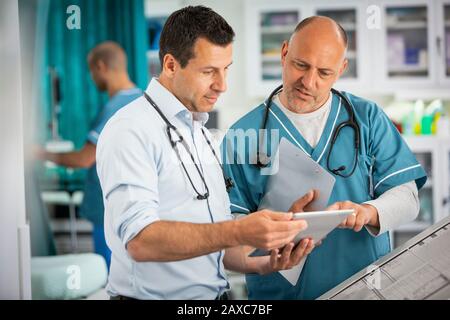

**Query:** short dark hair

left=294, top=16, right=348, bottom=49
left=159, top=6, right=235, bottom=68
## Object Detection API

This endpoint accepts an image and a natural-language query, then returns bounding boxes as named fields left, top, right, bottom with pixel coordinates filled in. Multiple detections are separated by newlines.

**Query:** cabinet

left=312, top=2, right=368, bottom=92
left=438, top=0, right=450, bottom=85
left=375, top=0, right=436, bottom=88
left=244, top=0, right=367, bottom=96
left=244, top=2, right=303, bottom=96
left=392, top=136, right=450, bottom=248
left=245, top=0, right=450, bottom=97
left=374, top=0, right=450, bottom=94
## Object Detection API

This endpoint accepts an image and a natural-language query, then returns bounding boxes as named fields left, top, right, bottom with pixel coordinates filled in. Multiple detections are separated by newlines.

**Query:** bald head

left=87, top=41, right=134, bottom=94
left=87, top=41, right=127, bottom=71
left=292, top=16, right=348, bottom=50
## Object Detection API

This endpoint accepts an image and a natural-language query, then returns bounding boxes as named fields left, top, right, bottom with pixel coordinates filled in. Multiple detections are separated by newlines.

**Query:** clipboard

left=258, top=137, right=336, bottom=212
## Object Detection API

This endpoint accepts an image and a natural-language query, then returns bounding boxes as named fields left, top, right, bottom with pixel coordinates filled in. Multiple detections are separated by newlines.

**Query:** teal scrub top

left=221, top=91, right=427, bottom=300
left=79, top=88, right=142, bottom=226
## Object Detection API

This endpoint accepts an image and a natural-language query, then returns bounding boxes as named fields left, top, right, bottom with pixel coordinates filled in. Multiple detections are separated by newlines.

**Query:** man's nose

left=301, top=70, right=316, bottom=90
left=212, top=72, right=227, bottom=93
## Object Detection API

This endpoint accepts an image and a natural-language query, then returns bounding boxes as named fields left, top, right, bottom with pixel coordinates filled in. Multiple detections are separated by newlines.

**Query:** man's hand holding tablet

left=291, top=209, right=355, bottom=246
left=327, top=201, right=379, bottom=232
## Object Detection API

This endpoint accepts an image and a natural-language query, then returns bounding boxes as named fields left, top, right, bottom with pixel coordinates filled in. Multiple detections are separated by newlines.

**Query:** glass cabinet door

left=393, top=150, right=434, bottom=248
left=414, top=152, right=434, bottom=225
left=260, top=10, right=299, bottom=81
left=146, top=16, right=167, bottom=78
left=444, top=4, right=450, bottom=78
left=385, top=5, right=429, bottom=78
left=316, top=9, right=358, bottom=79
left=444, top=145, right=450, bottom=221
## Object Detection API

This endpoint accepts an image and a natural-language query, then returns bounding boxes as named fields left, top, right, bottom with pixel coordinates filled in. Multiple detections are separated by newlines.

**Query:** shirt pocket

left=356, top=154, right=374, bottom=201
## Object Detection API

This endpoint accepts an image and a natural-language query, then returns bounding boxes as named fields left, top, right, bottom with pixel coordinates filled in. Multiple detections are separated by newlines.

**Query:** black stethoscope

left=256, top=84, right=360, bottom=178
left=144, top=92, right=234, bottom=200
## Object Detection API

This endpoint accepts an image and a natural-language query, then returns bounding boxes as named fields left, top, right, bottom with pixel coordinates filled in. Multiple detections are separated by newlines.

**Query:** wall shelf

left=261, top=25, right=297, bottom=34
left=386, top=21, right=427, bottom=30
left=388, top=65, right=428, bottom=73
left=262, top=54, right=281, bottom=62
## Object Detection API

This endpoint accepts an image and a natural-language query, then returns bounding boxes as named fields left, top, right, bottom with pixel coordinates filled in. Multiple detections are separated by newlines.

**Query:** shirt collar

left=145, top=77, right=209, bottom=126
left=115, top=87, right=142, bottom=96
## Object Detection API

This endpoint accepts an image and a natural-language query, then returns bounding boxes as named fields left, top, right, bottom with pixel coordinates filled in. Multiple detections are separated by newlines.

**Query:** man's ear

left=338, top=58, right=348, bottom=77
left=280, top=40, right=289, bottom=66
left=161, top=53, right=178, bottom=78
left=96, top=60, right=107, bottom=72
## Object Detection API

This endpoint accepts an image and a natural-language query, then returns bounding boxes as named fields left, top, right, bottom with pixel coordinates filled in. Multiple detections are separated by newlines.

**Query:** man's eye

left=203, top=70, right=213, bottom=75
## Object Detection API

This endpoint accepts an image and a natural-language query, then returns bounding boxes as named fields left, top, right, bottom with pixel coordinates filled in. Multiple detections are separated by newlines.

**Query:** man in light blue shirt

left=96, top=6, right=316, bottom=300
left=38, top=42, right=141, bottom=268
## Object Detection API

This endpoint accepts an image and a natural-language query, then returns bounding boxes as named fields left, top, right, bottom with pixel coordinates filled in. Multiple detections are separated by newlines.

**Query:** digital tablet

left=291, top=209, right=354, bottom=244
left=249, top=209, right=355, bottom=257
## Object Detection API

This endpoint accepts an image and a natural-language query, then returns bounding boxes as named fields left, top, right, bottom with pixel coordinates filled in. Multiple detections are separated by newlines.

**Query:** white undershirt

left=275, top=92, right=419, bottom=236
left=274, top=93, right=332, bottom=148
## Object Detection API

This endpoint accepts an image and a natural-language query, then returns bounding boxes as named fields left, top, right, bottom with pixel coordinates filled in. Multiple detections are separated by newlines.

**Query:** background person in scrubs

left=221, top=16, right=427, bottom=299
left=37, top=42, right=142, bottom=268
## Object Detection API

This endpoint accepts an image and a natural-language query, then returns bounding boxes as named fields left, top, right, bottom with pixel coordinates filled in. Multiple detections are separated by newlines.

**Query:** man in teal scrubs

left=37, top=42, right=142, bottom=268
left=221, top=16, right=427, bottom=299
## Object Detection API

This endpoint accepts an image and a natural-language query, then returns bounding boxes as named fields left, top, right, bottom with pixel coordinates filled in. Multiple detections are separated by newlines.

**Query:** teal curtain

left=23, top=0, right=147, bottom=257
left=41, top=0, right=148, bottom=185
left=44, top=0, right=148, bottom=148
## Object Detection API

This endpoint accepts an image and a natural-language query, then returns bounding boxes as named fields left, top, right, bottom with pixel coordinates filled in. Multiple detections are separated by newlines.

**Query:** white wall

left=0, top=0, right=31, bottom=299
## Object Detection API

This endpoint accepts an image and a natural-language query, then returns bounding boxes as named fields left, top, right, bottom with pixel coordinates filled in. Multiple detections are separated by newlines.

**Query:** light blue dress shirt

left=80, top=87, right=142, bottom=226
left=96, top=78, right=232, bottom=299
